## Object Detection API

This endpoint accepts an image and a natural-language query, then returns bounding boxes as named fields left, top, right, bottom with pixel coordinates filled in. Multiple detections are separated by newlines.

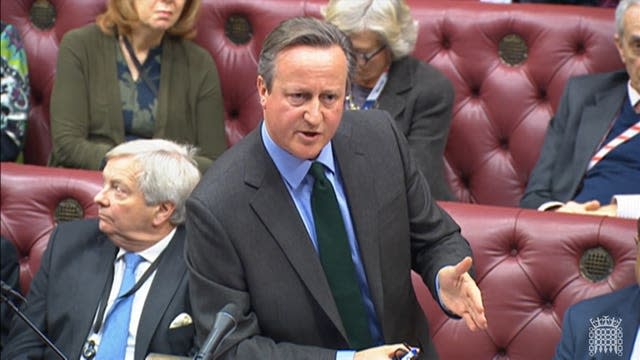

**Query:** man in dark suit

left=186, top=17, right=487, bottom=359
left=2, top=139, right=201, bottom=360
left=520, top=0, right=639, bottom=218
left=553, top=219, right=640, bottom=359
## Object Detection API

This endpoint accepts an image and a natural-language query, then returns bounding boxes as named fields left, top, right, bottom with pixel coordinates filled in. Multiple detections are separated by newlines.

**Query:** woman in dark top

left=323, top=0, right=456, bottom=200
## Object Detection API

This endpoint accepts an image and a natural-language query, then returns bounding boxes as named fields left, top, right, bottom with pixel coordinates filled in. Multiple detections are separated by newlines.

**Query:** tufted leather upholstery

left=404, top=2, right=622, bottom=205
left=1, top=163, right=636, bottom=359
left=0, top=162, right=102, bottom=294
left=1, top=0, right=622, bottom=206
left=415, top=202, right=637, bottom=360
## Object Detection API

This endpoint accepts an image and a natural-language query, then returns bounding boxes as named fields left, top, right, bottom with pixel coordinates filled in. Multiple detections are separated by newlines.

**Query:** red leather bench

left=1, top=162, right=636, bottom=359
left=0, top=0, right=623, bottom=206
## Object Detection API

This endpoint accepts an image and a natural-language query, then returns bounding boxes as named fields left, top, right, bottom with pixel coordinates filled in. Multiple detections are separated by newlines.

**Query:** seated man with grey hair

left=2, top=139, right=201, bottom=360
left=520, top=0, right=640, bottom=219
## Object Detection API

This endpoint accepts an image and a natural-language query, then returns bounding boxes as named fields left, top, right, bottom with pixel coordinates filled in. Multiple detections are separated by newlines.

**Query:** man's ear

left=614, top=33, right=624, bottom=65
left=153, top=202, right=176, bottom=226
left=257, top=76, right=268, bottom=106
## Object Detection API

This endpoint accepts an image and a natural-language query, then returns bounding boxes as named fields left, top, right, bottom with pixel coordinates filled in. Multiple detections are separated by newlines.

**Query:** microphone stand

left=1, top=293, right=68, bottom=360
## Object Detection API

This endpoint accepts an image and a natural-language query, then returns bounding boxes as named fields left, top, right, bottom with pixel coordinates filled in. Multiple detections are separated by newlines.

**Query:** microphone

left=0, top=291, right=68, bottom=360
left=1, top=279, right=26, bottom=303
left=193, top=303, right=240, bottom=360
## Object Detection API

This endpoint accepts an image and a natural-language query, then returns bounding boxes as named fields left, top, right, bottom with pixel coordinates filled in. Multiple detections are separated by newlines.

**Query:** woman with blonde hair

left=50, top=0, right=226, bottom=173
left=324, top=0, right=456, bottom=200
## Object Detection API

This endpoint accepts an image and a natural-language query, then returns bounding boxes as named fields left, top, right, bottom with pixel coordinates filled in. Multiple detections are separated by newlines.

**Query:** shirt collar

left=116, top=227, right=177, bottom=264
left=628, top=80, right=640, bottom=108
left=261, top=122, right=336, bottom=189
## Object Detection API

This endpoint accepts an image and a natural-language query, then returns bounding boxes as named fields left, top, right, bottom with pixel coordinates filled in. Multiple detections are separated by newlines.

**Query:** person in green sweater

left=50, top=0, right=226, bottom=173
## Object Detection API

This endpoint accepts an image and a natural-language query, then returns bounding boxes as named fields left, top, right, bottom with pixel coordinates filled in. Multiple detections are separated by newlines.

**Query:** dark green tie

left=309, top=162, right=373, bottom=350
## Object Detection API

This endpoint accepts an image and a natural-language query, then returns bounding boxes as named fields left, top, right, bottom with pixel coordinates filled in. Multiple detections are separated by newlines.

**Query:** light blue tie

left=96, top=253, right=144, bottom=360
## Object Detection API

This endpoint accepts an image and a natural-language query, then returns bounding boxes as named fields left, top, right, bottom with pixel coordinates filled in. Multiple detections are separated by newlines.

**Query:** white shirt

left=631, top=326, right=640, bottom=360
left=81, top=228, right=176, bottom=360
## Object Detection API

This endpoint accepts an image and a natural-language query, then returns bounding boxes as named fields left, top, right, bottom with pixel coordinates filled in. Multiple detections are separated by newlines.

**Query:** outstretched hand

left=437, top=256, right=488, bottom=331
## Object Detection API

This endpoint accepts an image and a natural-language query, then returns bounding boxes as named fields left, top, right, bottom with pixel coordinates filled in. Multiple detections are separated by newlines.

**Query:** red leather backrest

left=409, top=2, right=622, bottom=205
left=0, top=0, right=622, bottom=207
left=0, top=162, right=103, bottom=294
left=415, top=202, right=637, bottom=360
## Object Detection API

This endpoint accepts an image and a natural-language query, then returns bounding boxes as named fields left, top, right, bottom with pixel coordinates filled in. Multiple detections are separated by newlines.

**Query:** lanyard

left=347, top=71, right=388, bottom=110
left=119, top=31, right=159, bottom=97
left=82, top=249, right=166, bottom=359
left=587, top=121, right=640, bottom=171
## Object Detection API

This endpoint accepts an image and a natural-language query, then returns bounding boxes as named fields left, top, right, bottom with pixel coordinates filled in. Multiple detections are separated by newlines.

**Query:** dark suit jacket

left=521, top=70, right=629, bottom=208
left=379, top=56, right=455, bottom=201
left=186, top=110, right=472, bottom=359
left=554, top=285, right=640, bottom=360
left=1, top=236, right=20, bottom=351
left=2, top=219, right=194, bottom=360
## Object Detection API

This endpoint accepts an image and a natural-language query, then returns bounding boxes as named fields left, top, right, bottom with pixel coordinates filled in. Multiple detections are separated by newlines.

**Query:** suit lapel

left=332, top=114, right=385, bottom=324
left=246, top=131, right=349, bottom=340
left=68, top=232, right=117, bottom=359
left=377, top=59, right=411, bottom=119
left=571, top=82, right=626, bottom=195
left=134, top=227, right=187, bottom=359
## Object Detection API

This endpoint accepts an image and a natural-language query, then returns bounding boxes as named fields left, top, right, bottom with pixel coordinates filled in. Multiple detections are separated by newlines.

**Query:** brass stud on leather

left=54, top=198, right=84, bottom=223
left=579, top=247, right=614, bottom=282
left=30, top=0, right=56, bottom=30
left=498, top=34, right=528, bottom=66
left=225, top=15, right=252, bottom=45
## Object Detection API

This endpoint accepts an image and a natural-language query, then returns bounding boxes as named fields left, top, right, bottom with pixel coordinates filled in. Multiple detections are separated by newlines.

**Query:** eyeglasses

left=354, top=45, right=387, bottom=65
